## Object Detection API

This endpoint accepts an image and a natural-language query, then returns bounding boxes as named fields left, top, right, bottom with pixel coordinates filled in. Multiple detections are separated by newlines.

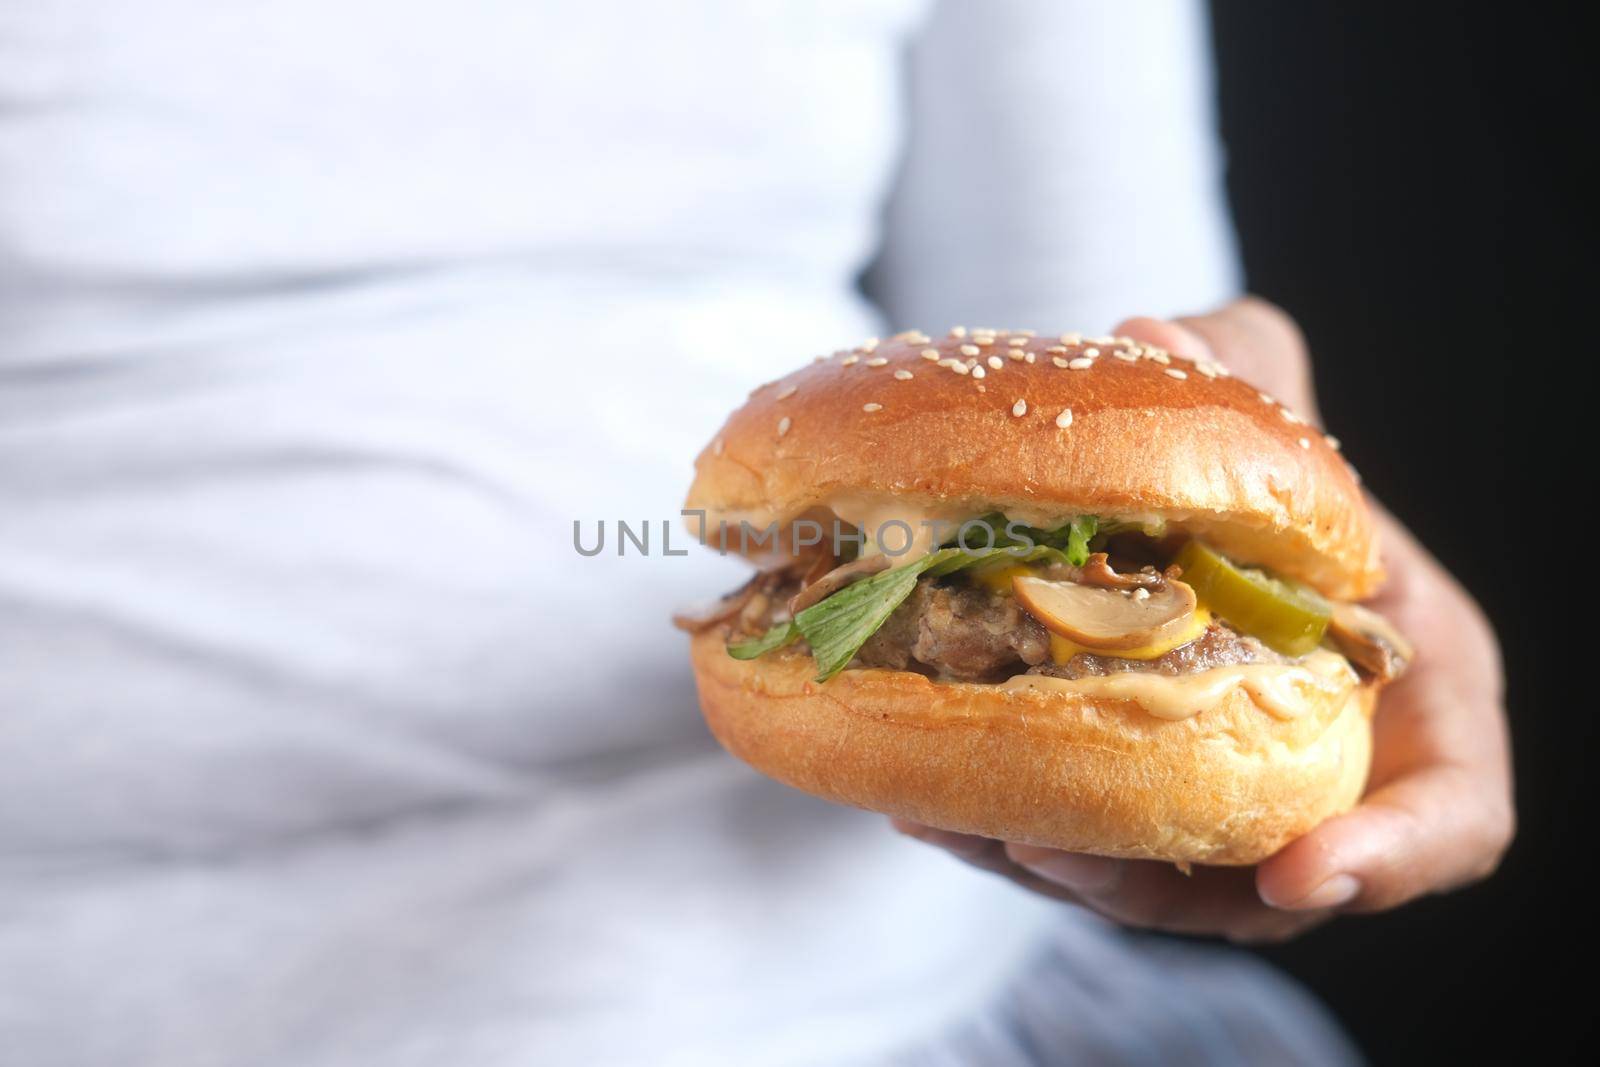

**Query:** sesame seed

left=776, top=384, right=797, bottom=400
left=951, top=362, right=971, bottom=375
left=1012, top=399, right=1028, bottom=417
left=1325, top=434, right=1342, bottom=451
left=777, top=416, right=791, bottom=436
left=1148, top=350, right=1171, bottom=365
left=865, top=357, right=888, bottom=367
left=974, top=336, right=995, bottom=346
left=1024, top=352, right=1036, bottom=363
left=950, top=326, right=967, bottom=338
left=1280, top=407, right=1302, bottom=424
left=1007, top=349, right=1026, bottom=361
left=1258, top=392, right=1275, bottom=404
left=842, top=354, right=859, bottom=366
left=959, top=344, right=980, bottom=356
left=1055, top=407, right=1074, bottom=428
left=920, top=348, right=940, bottom=361
left=1059, top=332, right=1082, bottom=345
left=987, top=355, right=1004, bottom=370
left=1007, top=336, right=1027, bottom=347
left=1052, top=357, right=1070, bottom=368
left=1194, top=361, right=1219, bottom=379
left=1083, top=347, right=1100, bottom=358
left=1112, top=350, right=1138, bottom=362
left=894, top=368, right=913, bottom=380
left=1068, top=357, right=1093, bottom=370
left=1090, top=335, right=1115, bottom=345
left=1164, top=368, right=1187, bottom=380
left=1298, top=437, right=1311, bottom=449
left=972, top=365, right=987, bottom=379
left=1046, top=346, right=1068, bottom=355
left=858, top=337, right=879, bottom=353
left=1015, top=329, right=1036, bottom=337
left=863, top=402, right=883, bottom=412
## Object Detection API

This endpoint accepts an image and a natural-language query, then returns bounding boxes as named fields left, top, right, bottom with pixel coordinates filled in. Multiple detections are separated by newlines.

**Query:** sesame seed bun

left=683, top=328, right=1390, bottom=866
left=686, top=330, right=1378, bottom=599
left=691, top=629, right=1376, bottom=866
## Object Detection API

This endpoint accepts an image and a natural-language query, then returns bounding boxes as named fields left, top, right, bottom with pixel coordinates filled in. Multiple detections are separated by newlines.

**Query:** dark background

left=1208, top=3, right=1573, bottom=1060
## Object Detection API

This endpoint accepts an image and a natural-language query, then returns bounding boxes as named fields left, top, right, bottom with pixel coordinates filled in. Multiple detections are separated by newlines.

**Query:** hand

left=892, top=298, right=1514, bottom=943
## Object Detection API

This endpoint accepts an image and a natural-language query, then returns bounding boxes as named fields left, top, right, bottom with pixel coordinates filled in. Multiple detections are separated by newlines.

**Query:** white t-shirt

left=0, top=4, right=1343, bottom=1065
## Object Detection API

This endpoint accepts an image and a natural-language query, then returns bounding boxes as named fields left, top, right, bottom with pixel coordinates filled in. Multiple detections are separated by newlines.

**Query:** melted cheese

left=996, top=649, right=1356, bottom=721
left=970, top=561, right=1035, bottom=594
left=1047, top=606, right=1212, bottom=663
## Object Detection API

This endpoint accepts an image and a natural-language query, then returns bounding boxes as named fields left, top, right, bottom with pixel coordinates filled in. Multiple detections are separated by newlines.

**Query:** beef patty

left=850, top=579, right=1284, bottom=682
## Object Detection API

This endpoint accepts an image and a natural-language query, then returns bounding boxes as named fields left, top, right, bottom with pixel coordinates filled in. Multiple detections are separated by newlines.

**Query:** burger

left=674, top=327, right=1410, bottom=866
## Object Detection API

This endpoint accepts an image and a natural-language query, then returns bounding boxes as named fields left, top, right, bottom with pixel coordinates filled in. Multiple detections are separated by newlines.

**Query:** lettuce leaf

left=1062, top=515, right=1097, bottom=566
left=946, top=513, right=1098, bottom=566
left=727, top=620, right=799, bottom=659
left=794, top=539, right=1091, bottom=682
left=795, top=548, right=963, bottom=680
left=730, top=513, right=1106, bottom=681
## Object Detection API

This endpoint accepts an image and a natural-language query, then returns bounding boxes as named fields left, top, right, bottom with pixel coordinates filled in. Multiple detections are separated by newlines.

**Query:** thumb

left=1256, top=765, right=1513, bottom=912
left=1112, top=316, right=1215, bottom=364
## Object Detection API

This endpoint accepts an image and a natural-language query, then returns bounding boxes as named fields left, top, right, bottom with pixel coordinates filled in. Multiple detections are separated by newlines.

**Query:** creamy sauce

left=703, top=495, right=1175, bottom=562
left=996, top=649, right=1356, bottom=721
left=824, top=493, right=973, bottom=560
left=826, top=496, right=1173, bottom=558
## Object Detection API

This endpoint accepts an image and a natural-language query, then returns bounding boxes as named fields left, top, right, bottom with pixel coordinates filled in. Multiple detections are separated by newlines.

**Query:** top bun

left=685, top=329, right=1379, bottom=599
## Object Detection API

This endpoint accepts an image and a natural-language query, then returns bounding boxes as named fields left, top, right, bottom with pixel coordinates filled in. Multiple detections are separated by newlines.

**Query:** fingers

left=1112, top=316, right=1213, bottom=363
left=1258, top=762, right=1515, bottom=914
left=1006, top=845, right=1333, bottom=944
left=1253, top=500, right=1513, bottom=913
left=1114, top=296, right=1318, bottom=417
left=890, top=819, right=1081, bottom=904
left=889, top=818, right=1013, bottom=875
left=893, top=819, right=1337, bottom=942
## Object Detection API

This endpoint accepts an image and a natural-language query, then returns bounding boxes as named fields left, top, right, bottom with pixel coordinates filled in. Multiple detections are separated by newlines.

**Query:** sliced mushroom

left=671, top=573, right=766, bottom=633
left=1079, top=552, right=1167, bottom=591
left=1328, top=602, right=1413, bottom=682
left=738, top=589, right=773, bottom=630
left=800, top=550, right=838, bottom=589
left=1013, top=574, right=1199, bottom=651
left=788, top=554, right=891, bottom=615
left=1039, top=553, right=1173, bottom=590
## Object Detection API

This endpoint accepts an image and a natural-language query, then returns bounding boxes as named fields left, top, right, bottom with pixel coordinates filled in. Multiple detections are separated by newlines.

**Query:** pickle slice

left=1173, top=541, right=1330, bottom=656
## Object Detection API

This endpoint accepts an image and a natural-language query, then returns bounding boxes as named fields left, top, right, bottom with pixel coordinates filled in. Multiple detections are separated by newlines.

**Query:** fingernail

left=1269, top=874, right=1360, bottom=911
left=1009, top=846, right=1121, bottom=893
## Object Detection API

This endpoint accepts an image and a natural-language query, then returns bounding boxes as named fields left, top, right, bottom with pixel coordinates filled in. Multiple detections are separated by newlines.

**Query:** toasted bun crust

left=691, top=630, right=1375, bottom=866
left=686, top=331, right=1378, bottom=599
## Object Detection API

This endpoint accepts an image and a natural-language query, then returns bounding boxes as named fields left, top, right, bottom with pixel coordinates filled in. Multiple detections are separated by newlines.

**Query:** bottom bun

left=690, top=630, right=1375, bottom=866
